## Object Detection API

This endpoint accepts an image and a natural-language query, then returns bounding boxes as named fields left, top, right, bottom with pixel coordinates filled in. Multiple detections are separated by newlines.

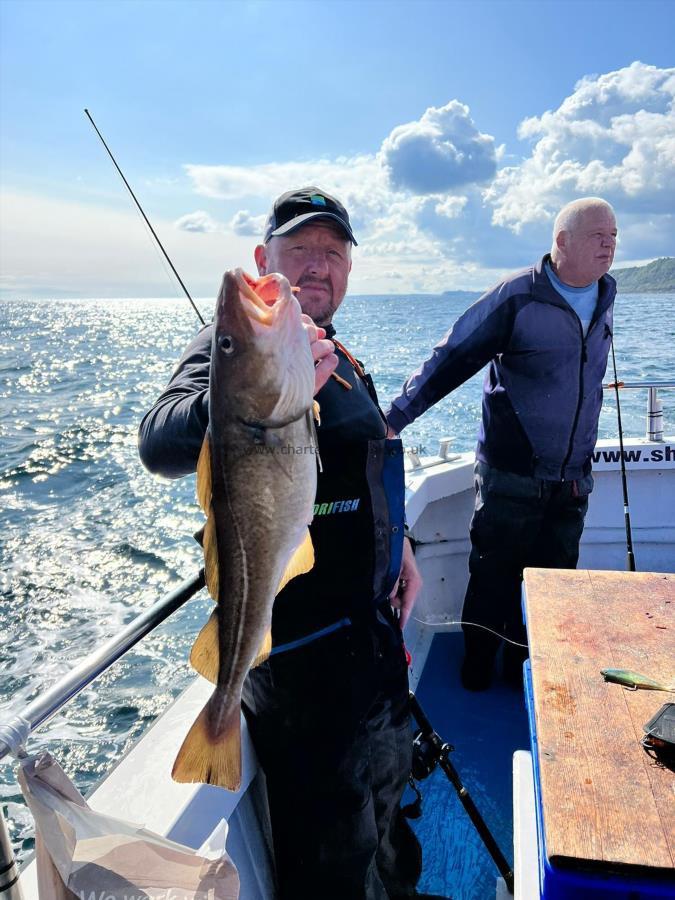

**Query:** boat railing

left=607, top=380, right=675, bottom=442
left=404, top=380, right=675, bottom=470
left=0, top=569, right=206, bottom=898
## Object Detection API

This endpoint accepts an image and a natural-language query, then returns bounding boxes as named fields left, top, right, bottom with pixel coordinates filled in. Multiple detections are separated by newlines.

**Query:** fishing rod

left=84, top=108, right=206, bottom=326
left=85, top=110, right=349, bottom=395
left=406, top=692, right=514, bottom=893
left=608, top=336, right=636, bottom=572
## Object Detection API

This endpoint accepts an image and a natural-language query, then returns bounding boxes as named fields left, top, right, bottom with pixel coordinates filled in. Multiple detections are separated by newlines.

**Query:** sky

left=1, top=0, right=674, bottom=299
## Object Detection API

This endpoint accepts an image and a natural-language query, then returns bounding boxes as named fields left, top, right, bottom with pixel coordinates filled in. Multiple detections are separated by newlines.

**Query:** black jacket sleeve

left=384, top=281, right=517, bottom=433
left=138, top=325, right=213, bottom=478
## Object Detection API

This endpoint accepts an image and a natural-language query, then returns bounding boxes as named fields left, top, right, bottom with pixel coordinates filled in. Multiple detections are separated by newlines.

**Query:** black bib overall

left=242, top=341, right=421, bottom=899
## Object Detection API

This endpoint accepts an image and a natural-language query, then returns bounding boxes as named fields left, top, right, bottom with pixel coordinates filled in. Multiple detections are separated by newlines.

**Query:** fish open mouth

left=233, top=269, right=296, bottom=328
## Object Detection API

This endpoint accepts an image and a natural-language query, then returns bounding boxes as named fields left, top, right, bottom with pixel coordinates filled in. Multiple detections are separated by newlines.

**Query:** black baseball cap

left=263, top=186, right=357, bottom=245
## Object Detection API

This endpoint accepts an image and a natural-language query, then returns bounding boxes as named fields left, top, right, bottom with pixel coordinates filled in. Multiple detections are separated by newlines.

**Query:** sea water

left=0, top=292, right=673, bottom=885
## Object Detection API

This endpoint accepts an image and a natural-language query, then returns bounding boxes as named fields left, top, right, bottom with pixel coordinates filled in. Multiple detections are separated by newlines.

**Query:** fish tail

left=171, top=694, right=242, bottom=790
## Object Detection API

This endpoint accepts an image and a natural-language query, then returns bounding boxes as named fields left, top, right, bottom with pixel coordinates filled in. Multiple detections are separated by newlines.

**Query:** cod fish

left=601, top=668, right=675, bottom=692
left=172, top=268, right=318, bottom=790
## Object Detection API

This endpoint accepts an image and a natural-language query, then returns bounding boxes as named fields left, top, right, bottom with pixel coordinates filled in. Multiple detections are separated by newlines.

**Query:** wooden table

left=523, top=568, right=675, bottom=885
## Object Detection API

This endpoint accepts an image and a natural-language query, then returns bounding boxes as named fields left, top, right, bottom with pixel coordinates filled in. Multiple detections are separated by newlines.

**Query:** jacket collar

left=532, top=254, right=567, bottom=307
left=533, top=253, right=617, bottom=316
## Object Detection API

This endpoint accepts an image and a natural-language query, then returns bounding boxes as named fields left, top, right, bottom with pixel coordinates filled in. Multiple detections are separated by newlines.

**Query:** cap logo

left=310, top=194, right=327, bottom=206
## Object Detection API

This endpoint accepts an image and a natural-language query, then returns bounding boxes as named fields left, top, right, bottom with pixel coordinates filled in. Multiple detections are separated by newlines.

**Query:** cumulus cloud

left=174, top=210, right=221, bottom=233
left=184, top=156, right=384, bottom=203
left=381, top=100, right=497, bottom=194
left=6, top=63, right=672, bottom=299
left=230, top=210, right=267, bottom=236
left=414, top=193, right=544, bottom=270
left=184, top=155, right=394, bottom=243
left=435, top=195, right=469, bottom=219
left=170, top=67, right=675, bottom=289
left=487, top=61, right=675, bottom=231
left=610, top=211, right=675, bottom=261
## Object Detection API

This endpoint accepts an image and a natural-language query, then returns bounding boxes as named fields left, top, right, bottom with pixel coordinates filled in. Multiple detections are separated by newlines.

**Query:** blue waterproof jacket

left=386, top=255, right=616, bottom=481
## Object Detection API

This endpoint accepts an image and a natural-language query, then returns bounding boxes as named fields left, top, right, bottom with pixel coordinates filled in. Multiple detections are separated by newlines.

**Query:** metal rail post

left=647, top=387, right=664, bottom=442
left=0, top=810, right=23, bottom=900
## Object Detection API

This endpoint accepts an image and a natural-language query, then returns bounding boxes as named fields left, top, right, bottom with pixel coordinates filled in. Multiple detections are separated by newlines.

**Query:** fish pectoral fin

left=191, top=609, right=271, bottom=677
left=203, top=512, right=219, bottom=601
left=276, top=528, right=315, bottom=595
left=251, top=628, right=272, bottom=669
left=197, top=436, right=219, bottom=602
left=193, top=523, right=206, bottom=547
left=270, top=450, right=295, bottom=483
left=196, top=435, right=212, bottom=512
left=172, top=698, right=242, bottom=791
left=190, top=609, right=219, bottom=683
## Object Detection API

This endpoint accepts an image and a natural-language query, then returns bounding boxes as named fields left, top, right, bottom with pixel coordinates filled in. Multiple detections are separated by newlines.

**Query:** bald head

left=552, top=198, right=615, bottom=243
left=550, top=197, right=617, bottom=286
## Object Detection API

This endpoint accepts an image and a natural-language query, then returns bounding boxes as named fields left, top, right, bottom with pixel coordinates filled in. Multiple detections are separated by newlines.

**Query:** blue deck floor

left=408, top=632, right=530, bottom=900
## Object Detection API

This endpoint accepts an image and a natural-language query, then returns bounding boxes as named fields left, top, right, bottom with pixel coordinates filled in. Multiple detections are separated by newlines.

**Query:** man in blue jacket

left=386, top=198, right=617, bottom=690
left=139, top=187, right=431, bottom=899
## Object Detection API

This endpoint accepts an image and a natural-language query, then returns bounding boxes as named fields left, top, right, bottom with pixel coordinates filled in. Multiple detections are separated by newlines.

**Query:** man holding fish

left=139, top=188, right=428, bottom=899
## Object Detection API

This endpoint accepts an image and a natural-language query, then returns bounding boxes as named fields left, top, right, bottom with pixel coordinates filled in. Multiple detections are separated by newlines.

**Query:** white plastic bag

left=18, top=752, right=240, bottom=900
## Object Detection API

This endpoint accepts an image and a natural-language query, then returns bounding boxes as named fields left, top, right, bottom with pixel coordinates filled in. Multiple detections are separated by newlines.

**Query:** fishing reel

left=403, top=692, right=515, bottom=893
left=403, top=693, right=455, bottom=820
left=411, top=727, right=454, bottom=781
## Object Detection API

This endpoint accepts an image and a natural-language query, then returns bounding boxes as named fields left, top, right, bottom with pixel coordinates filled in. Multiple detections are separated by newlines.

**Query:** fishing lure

left=601, top=668, right=675, bottom=692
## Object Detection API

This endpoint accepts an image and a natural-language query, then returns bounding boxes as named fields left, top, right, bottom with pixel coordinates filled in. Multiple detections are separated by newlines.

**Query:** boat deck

left=410, top=631, right=530, bottom=899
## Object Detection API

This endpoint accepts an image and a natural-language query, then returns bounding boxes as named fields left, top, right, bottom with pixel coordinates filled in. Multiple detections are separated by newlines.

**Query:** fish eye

left=218, top=334, right=235, bottom=355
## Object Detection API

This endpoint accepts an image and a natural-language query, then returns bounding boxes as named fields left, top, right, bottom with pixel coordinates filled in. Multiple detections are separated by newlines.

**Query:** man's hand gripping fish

left=172, top=269, right=318, bottom=790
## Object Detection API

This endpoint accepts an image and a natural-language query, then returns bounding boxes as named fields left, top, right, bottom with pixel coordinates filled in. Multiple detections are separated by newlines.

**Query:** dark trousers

left=462, top=462, right=593, bottom=665
left=242, top=619, right=421, bottom=899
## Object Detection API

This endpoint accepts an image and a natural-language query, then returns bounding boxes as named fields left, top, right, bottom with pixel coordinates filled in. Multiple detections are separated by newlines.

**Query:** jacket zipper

left=561, top=315, right=586, bottom=481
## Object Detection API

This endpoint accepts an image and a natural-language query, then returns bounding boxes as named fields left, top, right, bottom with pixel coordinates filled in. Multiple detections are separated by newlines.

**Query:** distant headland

left=440, top=257, right=675, bottom=299
left=610, top=257, right=675, bottom=292
left=350, top=258, right=675, bottom=303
